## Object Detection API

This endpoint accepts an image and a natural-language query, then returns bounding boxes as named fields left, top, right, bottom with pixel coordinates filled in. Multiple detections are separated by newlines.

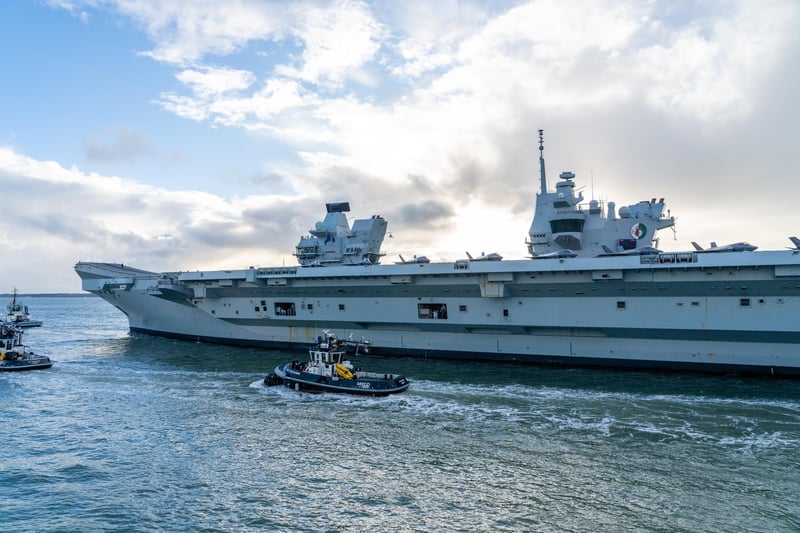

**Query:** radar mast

left=538, top=129, right=547, bottom=195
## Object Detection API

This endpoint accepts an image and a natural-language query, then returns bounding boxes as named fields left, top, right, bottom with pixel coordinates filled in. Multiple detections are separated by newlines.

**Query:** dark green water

left=2, top=297, right=798, bottom=531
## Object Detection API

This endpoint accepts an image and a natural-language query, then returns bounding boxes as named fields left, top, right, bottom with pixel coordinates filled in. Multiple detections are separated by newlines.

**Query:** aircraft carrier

left=75, top=131, right=800, bottom=376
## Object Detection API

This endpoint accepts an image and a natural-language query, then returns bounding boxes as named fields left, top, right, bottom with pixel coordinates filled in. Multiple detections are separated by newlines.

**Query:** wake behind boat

left=264, top=331, right=409, bottom=395
left=0, top=324, right=51, bottom=371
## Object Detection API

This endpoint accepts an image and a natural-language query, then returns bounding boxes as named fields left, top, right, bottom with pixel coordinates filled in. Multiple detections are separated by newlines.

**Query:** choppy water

left=2, top=296, right=799, bottom=532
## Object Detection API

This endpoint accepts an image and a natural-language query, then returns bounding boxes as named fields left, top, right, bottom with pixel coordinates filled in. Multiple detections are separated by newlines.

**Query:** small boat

left=264, top=331, right=409, bottom=396
left=5, top=289, right=43, bottom=328
left=0, top=324, right=52, bottom=371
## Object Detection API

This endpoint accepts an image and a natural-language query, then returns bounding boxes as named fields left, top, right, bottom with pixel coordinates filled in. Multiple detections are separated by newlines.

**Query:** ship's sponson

left=294, top=203, right=387, bottom=266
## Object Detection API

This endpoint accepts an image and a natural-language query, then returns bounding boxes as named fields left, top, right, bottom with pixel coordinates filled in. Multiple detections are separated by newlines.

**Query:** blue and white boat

left=265, top=331, right=409, bottom=395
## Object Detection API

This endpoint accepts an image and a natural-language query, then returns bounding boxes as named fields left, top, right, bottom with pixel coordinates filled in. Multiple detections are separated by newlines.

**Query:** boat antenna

left=538, top=129, right=547, bottom=195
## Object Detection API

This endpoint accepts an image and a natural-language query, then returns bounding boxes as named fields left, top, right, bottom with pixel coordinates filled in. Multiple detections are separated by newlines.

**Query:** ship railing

left=554, top=206, right=585, bottom=214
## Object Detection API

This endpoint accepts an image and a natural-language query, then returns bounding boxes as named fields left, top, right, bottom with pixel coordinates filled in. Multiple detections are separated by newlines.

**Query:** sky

left=1, top=0, right=799, bottom=293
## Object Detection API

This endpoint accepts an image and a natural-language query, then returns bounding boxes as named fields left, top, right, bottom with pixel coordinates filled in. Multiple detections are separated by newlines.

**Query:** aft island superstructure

left=75, top=131, right=800, bottom=376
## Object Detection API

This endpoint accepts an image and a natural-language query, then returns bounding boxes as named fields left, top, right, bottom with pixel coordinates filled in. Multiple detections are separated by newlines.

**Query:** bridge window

left=617, top=301, right=626, bottom=309
left=740, top=298, right=750, bottom=307
left=274, top=302, right=296, bottom=316
left=550, top=219, right=585, bottom=233
left=418, top=303, right=448, bottom=319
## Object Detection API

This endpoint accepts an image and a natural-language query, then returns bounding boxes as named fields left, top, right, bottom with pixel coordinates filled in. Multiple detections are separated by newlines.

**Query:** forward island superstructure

left=76, top=131, right=800, bottom=376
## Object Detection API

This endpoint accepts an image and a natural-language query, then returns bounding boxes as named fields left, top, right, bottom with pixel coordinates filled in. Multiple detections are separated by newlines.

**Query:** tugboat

left=264, top=331, right=409, bottom=396
left=5, top=289, right=43, bottom=328
left=0, top=324, right=52, bottom=371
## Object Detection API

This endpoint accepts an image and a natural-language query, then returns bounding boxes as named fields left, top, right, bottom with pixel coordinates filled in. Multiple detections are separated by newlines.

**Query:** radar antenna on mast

left=538, top=129, right=547, bottom=195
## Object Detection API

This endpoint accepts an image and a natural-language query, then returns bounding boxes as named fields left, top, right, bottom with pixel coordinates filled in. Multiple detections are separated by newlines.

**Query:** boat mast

left=538, top=129, right=547, bottom=195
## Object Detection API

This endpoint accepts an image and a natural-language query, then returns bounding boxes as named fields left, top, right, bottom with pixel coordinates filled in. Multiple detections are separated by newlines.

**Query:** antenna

left=538, top=129, right=547, bottom=195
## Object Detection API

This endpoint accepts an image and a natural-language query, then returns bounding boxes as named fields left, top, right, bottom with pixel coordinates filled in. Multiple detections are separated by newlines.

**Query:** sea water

left=1, top=296, right=799, bottom=532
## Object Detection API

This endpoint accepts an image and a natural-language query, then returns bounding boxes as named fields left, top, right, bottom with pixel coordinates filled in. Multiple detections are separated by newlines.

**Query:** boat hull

left=75, top=258, right=800, bottom=377
left=11, top=320, right=43, bottom=329
left=0, top=356, right=52, bottom=371
left=273, top=364, right=409, bottom=395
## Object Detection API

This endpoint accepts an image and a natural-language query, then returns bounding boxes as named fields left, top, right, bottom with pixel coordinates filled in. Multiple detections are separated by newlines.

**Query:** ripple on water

left=2, top=297, right=800, bottom=531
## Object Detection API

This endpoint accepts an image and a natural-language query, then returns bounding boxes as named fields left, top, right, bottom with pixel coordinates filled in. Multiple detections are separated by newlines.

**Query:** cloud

left=275, top=0, right=384, bottom=88
left=248, top=170, right=296, bottom=195
left=383, top=1, right=489, bottom=79
left=137, top=0, right=799, bottom=198
left=62, top=0, right=800, bottom=130
left=20, top=0, right=800, bottom=292
left=175, top=66, right=256, bottom=98
left=84, top=127, right=154, bottom=164
left=156, top=75, right=325, bottom=132
left=109, top=0, right=291, bottom=65
left=393, top=200, right=454, bottom=230
left=632, top=1, right=797, bottom=120
left=92, top=0, right=384, bottom=90
left=0, top=147, right=307, bottom=278
left=45, top=0, right=91, bottom=23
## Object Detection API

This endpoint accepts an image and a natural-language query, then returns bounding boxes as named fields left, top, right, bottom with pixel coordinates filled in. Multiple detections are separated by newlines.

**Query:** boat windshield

left=324, top=350, right=342, bottom=364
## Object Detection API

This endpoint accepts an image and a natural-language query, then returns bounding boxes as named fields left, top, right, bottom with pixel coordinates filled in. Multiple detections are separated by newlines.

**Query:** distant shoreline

left=0, top=293, right=96, bottom=298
